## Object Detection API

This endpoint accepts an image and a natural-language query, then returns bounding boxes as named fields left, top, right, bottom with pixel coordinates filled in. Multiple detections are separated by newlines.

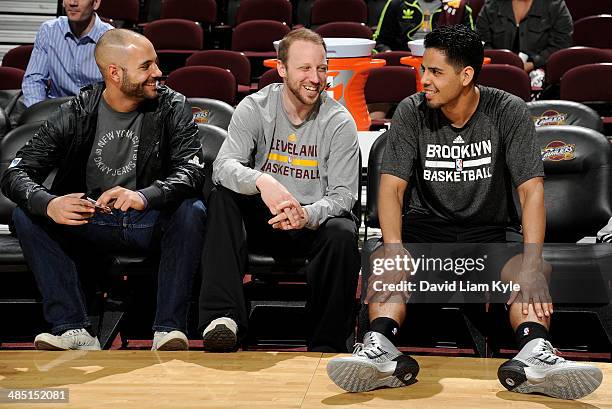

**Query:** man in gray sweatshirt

left=197, top=28, right=361, bottom=352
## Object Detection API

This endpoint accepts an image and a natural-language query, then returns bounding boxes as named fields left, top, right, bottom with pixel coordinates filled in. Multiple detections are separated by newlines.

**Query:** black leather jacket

left=476, top=0, right=573, bottom=68
left=1, top=82, right=205, bottom=218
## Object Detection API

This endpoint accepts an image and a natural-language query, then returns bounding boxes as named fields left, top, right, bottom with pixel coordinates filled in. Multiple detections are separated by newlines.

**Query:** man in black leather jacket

left=476, top=0, right=573, bottom=72
left=1, top=29, right=206, bottom=351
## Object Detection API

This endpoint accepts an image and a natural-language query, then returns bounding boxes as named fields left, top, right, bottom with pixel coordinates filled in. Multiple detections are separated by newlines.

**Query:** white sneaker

left=498, top=338, right=603, bottom=400
left=34, top=328, right=101, bottom=351
left=202, top=317, right=238, bottom=352
left=327, top=331, right=419, bottom=392
left=152, top=330, right=189, bottom=351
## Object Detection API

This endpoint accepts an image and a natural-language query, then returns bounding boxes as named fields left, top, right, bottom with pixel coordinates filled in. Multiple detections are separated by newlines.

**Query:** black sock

left=370, top=317, right=400, bottom=344
left=515, top=322, right=549, bottom=350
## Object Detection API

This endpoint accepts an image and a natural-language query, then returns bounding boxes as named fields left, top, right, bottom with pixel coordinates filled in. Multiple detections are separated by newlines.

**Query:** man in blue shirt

left=22, top=0, right=113, bottom=107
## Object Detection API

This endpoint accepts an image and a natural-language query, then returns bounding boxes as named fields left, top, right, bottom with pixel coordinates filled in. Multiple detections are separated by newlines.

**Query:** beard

left=286, top=78, right=324, bottom=106
left=120, top=73, right=156, bottom=100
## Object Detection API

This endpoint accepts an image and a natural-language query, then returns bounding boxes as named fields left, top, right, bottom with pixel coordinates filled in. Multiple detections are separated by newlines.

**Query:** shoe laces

left=351, top=333, right=387, bottom=359
left=63, top=329, right=87, bottom=337
left=534, top=339, right=564, bottom=365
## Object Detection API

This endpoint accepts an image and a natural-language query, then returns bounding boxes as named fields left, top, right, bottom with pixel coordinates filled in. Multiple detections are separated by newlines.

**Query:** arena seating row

left=0, top=96, right=611, bottom=355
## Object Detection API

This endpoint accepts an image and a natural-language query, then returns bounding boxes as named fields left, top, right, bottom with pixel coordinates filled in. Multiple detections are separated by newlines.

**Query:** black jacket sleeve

left=138, top=97, right=205, bottom=209
left=0, top=106, right=69, bottom=217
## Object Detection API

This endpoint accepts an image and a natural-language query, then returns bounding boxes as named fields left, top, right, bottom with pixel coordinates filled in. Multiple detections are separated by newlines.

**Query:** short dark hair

left=277, top=28, right=326, bottom=65
left=424, top=25, right=484, bottom=83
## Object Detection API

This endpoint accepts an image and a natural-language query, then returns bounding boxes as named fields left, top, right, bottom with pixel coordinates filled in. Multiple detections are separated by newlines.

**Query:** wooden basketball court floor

left=1, top=351, right=611, bottom=408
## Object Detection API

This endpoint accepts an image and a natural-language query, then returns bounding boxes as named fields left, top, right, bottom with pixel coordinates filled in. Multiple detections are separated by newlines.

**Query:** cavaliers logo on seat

left=541, top=140, right=576, bottom=161
left=532, top=110, right=568, bottom=127
left=192, top=107, right=211, bottom=124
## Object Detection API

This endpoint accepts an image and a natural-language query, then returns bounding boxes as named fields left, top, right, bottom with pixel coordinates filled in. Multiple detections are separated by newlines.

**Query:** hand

left=46, top=193, right=95, bottom=225
left=523, top=61, right=535, bottom=72
left=97, top=186, right=145, bottom=212
left=366, top=243, right=413, bottom=304
left=268, top=205, right=308, bottom=230
left=256, top=174, right=301, bottom=217
left=506, top=258, right=552, bottom=318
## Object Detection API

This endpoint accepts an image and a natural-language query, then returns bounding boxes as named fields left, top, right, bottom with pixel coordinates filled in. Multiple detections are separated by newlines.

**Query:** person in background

left=22, top=0, right=113, bottom=107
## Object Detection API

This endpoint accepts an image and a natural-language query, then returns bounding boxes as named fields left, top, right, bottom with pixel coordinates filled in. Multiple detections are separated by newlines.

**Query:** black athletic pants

left=198, top=186, right=360, bottom=352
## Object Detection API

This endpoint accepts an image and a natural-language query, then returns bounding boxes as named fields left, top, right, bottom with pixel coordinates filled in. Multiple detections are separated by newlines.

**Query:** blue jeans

left=12, top=198, right=206, bottom=334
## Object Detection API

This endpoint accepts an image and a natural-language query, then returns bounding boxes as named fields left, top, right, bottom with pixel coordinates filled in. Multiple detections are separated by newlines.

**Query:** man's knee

left=174, top=198, right=207, bottom=227
left=319, top=217, right=358, bottom=245
left=11, top=207, right=35, bottom=233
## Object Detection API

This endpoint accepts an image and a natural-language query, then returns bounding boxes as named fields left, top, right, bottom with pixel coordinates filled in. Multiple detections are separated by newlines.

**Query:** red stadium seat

left=236, top=0, right=292, bottom=25
left=565, top=0, right=612, bottom=22
left=144, top=19, right=204, bottom=73
left=484, top=49, right=524, bottom=70
left=573, top=15, right=612, bottom=49
left=311, top=0, right=368, bottom=26
left=160, top=0, right=217, bottom=24
left=0, top=67, right=24, bottom=90
left=315, top=22, right=372, bottom=38
left=477, top=64, right=531, bottom=101
left=258, top=68, right=283, bottom=89
left=546, top=47, right=612, bottom=86
left=166, top=66, right=237, bottom=104
left=97, top=0, right=140, bottom=24
left=2, top=45, right=33, bottom=71
left=365, top=66, right=416, bottom=127
left=561, top=63, right=612, bottom=105
left=231, top=20, right=290, bottom=58
left=186, top=50, right=252, bottom=95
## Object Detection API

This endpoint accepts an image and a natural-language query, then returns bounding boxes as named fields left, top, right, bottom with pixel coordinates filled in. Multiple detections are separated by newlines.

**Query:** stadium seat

left=573, top=15, right=612, bottom=49
left=143, top=19, right=204, bottom=74
left=484, top=49, right=524, bottom=70
left=372, top=51, right=412, bottom=66
left=477, top=64, right=531, bottom=101
left=537, top=125, right=612, bottom=242
left=186, top=97, right=235, bottom=130
left=315, top=22, right=373, bottom=38
left=0, top=67, right=24, bottom=90
left=235, top=0, right=292, bottom=25
left=310, top=0, right=368, bottom=26
left=2, top=45, right=33, bottom=71
left=258, top=68, right=283, bottom=90
left=160, top=0, right=217, bottom=24
left=365, top=66, right=416, bottom=127
left=16, top=97, right=73, bottom=127
left=231, top=20, right=290, bottom=58
left=186, top=50, right=252, bottom=95
left=546, top=47, right=612, bottom=87
left=97, top=0, right=140, bottom=26
left=527, top=100, right=604, bottom=133
left=565, top=0, right=612, bottom=21
left=560, top=63, right=612, bottom=117
left=167, top=66, right=236, bottom=104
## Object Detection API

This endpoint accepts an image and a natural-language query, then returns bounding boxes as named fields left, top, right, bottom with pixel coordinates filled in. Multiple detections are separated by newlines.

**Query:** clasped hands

left=256, top=174, right=308, bottom=230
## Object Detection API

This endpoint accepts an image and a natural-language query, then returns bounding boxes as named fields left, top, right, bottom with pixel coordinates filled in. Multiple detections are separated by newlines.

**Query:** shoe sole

left=203, top=324, right=237, bottom=352
left=156, top=337, right=189, bottom=351
left=499, top=361, right=603, bottom=400
left=327, top=357, right=418, bottom=393
left=34, top=340, right=100, bottom=351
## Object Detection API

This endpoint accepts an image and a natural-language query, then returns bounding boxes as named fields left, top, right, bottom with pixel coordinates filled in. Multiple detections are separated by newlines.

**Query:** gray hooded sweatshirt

left=212, top=83, right=359, bottom=229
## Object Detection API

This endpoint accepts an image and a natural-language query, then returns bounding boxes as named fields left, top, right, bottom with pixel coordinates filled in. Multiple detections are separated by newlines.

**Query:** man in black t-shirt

left=2, top=29, right=206, bottom=351
left=327, top=25, right=603, bottom=399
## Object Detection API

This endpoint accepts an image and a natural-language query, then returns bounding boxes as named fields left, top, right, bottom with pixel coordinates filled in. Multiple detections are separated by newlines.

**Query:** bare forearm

left=378, top=175, right=405, bottom=244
